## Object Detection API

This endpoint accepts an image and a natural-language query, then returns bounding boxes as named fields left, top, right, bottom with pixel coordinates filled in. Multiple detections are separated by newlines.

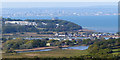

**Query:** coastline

left=14, top=45, right=69, bottom=52
left=14, top=45, right=89, bottom=52
left=14, top=47, right=58, bottom=52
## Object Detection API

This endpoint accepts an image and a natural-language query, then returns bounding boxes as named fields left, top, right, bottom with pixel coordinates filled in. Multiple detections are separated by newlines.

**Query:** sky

left=2, top=2, right=117, bottom=8
left=1, top=0, right=118, bottom=8
left=2, top=0, right=119, bottom=2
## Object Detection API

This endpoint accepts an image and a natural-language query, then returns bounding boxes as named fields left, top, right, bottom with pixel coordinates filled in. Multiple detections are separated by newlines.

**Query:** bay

left=4, top=15, right=118, bottom=33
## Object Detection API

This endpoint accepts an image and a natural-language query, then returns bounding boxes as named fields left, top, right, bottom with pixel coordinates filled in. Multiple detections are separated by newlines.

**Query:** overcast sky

left=2, top=0, right=119, bottom=2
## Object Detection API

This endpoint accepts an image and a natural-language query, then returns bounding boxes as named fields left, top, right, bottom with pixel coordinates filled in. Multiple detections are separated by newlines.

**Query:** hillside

left=2, top=18, right=82, bottom=33
left=86, top=38, right=120, bottom=58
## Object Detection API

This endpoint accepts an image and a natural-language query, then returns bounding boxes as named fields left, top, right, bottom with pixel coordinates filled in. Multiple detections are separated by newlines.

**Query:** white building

left=5, top=21, right=37, bottom=26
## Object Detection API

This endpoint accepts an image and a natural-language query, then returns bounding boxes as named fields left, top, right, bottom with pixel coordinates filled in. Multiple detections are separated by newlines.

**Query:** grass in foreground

left=2, top=49, right=89, bottom=58
left=112, top=48, right=120, bottom=55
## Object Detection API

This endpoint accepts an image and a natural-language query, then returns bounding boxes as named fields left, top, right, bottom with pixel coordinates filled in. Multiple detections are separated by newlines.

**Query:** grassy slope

left=3, top=49, right=88, bottom=58
left=112, top=48, right=120, bottom=55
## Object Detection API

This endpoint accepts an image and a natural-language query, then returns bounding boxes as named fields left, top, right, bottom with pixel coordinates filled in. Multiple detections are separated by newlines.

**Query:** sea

left=2, top=2, right=118, bottom=33
left=3, top=15, right=118, bottom=33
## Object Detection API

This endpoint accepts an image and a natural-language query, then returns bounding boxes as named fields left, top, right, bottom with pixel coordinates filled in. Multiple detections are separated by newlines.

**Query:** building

left=52, top=17, right=59, bottom=20
left=5, top=21, right=37, bottom=26
left=46, top=43, right=51, bottom=46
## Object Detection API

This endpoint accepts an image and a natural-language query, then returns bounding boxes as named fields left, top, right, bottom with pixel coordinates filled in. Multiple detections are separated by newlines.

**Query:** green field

left=2, top=49, right=89, bottom=58
left=112, top=48, right=120, bottom=55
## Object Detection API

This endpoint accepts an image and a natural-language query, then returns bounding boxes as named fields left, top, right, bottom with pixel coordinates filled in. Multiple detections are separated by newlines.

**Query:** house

left=5, top=21, right=37, bottom=26
left=46, top=43, right=51, bottom=46
left=52, top=17, right=59, bottom=20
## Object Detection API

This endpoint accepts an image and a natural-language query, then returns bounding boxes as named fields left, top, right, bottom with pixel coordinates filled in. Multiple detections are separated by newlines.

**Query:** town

left=3, top=19, right=119, bottom=41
